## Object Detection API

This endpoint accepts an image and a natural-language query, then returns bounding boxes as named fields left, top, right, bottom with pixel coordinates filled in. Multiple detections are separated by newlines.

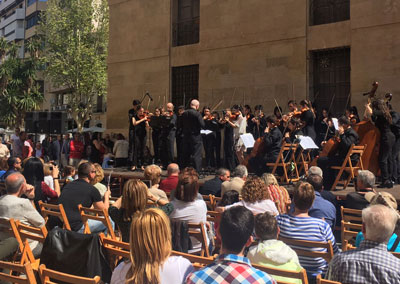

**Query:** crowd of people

left=0, top=142, right=399, bottom=283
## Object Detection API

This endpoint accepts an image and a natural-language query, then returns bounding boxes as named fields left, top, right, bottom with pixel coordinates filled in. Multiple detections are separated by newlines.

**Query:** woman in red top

left=69, top=133, right=84, bottom=167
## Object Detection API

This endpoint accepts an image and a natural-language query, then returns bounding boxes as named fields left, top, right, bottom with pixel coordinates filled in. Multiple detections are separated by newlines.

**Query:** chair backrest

left=341, top=221, right=362, bottom=250
left=252, top=263, right=309, bottom=284
left=78, top=204, right=116, bottom=239
left=279, top=236, right=334, bottom=262
left=316, top=274, right=341, bottom=284
left=0, top=261, right=37, bottom=284
left=171, top=250, right=214, bottom=269
left=206, top=211, right=221, bottom=223
left=202, top=195, right=213, bottom=210
left=188, top=222, right=210, bottom=257
left=39, top=201, right=71, bottom=230
left=340, top=206, right=362, bottom=223
left=39, top=264, right=101, bottom=284
left=15, top=220, right=48, bottom=244
left=99, top=233, right=130, bottom=269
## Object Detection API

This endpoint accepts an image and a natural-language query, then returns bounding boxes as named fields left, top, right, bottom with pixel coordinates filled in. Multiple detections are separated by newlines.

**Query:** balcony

left=0, top=0, right=23, bottom=14
left=0, top=8, right=25, bottom=29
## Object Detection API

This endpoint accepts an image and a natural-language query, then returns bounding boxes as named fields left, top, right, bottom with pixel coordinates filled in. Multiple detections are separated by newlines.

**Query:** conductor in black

left=182, top=99, right=205, bottom=172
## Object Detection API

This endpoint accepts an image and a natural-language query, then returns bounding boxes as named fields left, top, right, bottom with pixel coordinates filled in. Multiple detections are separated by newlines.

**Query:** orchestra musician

left=316, top=108, right=335, bottom=146
left=182, top=99, right=205, bottom=172
left=202, top=106, right=218, bottom=170
left=232, top=105, right=247, bottom=164
left=284, top=117, right=303, bottom=144
left=251, top=105, right=266, bottom=139
left=243, top=105, right=255, bottom=135
left=274, top=106, right=285, bottom=134
left=317, top=116, right=359, bottom=190
left=212, top=111, right=223, bottom=167
left=176, top=105, right=185, bottom=166
left=220, top=109, right=236, bottom=171
left=128, top=99, right=141, bottom=170
left=248, top=115, right=283, bottom=177
left=389, top=104, right=400, bottom=185
left=151, top=107, right=162, bottom=164
left=345, top=106, right=360, bottom=125
left=287, top=100, right=299, bottom=113
left=299, top=100, right=317, bottom=142
left=365, top=99, right=395, bottom=188
left=131, top=106, right=149, bottom=171
left=160, top=102, right=177, bottom=169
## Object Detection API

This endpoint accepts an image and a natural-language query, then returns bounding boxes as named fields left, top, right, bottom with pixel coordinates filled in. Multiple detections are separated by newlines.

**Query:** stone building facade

left=107, top=0, right=400, bottom=133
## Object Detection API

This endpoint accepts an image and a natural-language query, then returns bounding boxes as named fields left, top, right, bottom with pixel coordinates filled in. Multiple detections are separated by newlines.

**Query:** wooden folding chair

left=0, top=218, right=25, bottom=261
left=0, top=261, right=37, bottom=284
left=188, top=222, right=210, bottom=257
left=340, top=206, right=362, bottom=223
left=99, top=233, right=130, bottom=269
left=295, top=148, right=312, bottom=177
left=330, top=144, right=366, bottom=191
left=267, top=143, right=300, bottom=184
left=15, top=221, right=48, bottom=245
left=202, top=195, right=214, bottom=211
left=252, top=263, right=309, bottom=284
left=341, top=221, right=362, bottom=250
left=39, top=264, right=101, bottom=284
left=279, top=236, right=334, bottom=262
left=38, top=201, right=71, bottom=231
left=78, top=204, right=116, bottom=239
left=206, top=211, right=221, bottom=224
left=171, top=250, right=214, bottom=269
left=316, top=274, right=341, bottom=284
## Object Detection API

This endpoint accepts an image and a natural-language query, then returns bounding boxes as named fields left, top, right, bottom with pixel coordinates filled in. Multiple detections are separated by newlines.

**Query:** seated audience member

left=219, top=177, right=279, bottom=215
left=221, top=165, right=247, bottom=196
left=24, top=157, right=59, bottom=207
left=277, top=182, right=338, bottom=278
left=187, top=206, right=276, bottom=284
left=112, top=133, right=129, bottom=168
left=62, top=165, right=76, bottom=183
left=199, top=168, right=230, bottom=197
left=346, top=170, right=376, bottom=210
left=0, top=137, right=10, bottom=158
left=218, top=190, right=239, bottom=207
left=43, top=162, right=61, bottom=198
left=0, top=237, right=19, bottom=260
left=144, top=164, right=168, bottom=202
left=159, top=163, right=180, bottom=193
left=262, top=173, right=290, bottom=214
left=108, top=179, right=173, bottom=242
left=169, top=167, right=208, bottom=250
left=0, top=157, right=8, bottom=180
left=111, top=209, right=193, bottom=284
left=2, top=157, right=21, bottom=180
left=355, top=192, right=400, bottom=252
left=327, top=205, right=400, bottom=283
left=58, top=162, right=112, bottom=233
left=248, top=212, right=302, bottom=284
left=91, top=163, right=107, bottom=198
left=0, top=173, right=45, bottom=257
left=289, top=174, right=336, bottom=228
left=307, top=166, right=337, bottom=206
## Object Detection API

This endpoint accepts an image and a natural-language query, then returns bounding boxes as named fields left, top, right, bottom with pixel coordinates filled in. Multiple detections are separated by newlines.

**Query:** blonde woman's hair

left=261, top=173, right=278, bottom=187
left=91, top=163, right=104, bottom=185
left=126, top=208, right=172, bottom=284
left=144, top=164, right=162, bottom=185
left=43, top=163, right=53, bottom=176
left=122, top=179, right=148, bottom=222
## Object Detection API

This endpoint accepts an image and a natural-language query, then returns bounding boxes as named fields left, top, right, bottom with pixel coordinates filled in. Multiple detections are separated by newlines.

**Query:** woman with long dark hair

left=366, top=99, right=395, bottom=188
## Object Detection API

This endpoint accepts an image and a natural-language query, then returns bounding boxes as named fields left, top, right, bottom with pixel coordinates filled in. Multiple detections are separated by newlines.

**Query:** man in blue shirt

left=290, top=174, right=336, bottom=228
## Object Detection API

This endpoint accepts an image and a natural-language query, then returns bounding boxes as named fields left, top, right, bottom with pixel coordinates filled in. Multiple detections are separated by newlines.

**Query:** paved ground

left=104, top=167, right=400, bottom=202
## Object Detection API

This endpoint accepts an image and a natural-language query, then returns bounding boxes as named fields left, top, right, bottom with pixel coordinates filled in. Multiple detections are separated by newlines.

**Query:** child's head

left=218, top=190, right=239, bottom=207
left=63, top=166, right=76, bottom=177
left=255, top=212, right=278, bottom=241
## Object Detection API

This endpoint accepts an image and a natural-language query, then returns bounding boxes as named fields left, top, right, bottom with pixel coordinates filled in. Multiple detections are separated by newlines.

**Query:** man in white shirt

left=10, top=128, right=20, bottom=157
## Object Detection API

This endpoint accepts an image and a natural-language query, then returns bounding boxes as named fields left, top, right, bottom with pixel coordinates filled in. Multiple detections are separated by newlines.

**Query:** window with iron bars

left=172, top=0, right=199, bottom=46
left=311, top=47, right=350, bottom=117
left=172, top=64, right=199, bottom=108
left=310, top=0, right=350, bottom=26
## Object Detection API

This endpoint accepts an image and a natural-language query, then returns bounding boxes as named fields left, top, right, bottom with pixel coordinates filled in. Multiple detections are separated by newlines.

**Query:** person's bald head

left=190, top=99, right=200, bottom=110
left=166, top=103, right=174, bottom=112
left=5, top=173, right=26, bottom=195
left=167, top=163, right=180, bottom=176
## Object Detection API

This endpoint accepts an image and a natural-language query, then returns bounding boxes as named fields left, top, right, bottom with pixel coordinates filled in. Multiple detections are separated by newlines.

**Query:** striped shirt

left=276, top=214, right=339, bottom=275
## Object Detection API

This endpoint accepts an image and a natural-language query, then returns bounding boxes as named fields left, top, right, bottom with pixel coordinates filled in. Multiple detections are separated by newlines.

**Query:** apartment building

left=107, top=0, right=400, bottom=134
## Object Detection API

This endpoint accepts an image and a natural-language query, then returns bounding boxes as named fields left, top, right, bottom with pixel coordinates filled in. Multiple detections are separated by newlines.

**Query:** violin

left=204, top=114, right=215, bottom=121
left=163, top=111, right=174, bottom=117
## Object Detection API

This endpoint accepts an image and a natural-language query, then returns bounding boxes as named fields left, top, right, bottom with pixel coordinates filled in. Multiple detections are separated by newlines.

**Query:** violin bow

left=211, top=100, right=223, bottom=113
left=230, top=88, right=237, bottom=108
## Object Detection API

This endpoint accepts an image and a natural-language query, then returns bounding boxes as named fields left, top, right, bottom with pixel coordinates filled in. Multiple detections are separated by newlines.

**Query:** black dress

left=301, top=110, right=316, bottom=142
left=128, top=108, right=136, bottom=167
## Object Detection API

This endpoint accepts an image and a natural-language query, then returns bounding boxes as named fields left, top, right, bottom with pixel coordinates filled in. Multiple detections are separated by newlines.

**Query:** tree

left=40, top=0, right=109, bottom=132
left=0, top=38, right=44, bottom=127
